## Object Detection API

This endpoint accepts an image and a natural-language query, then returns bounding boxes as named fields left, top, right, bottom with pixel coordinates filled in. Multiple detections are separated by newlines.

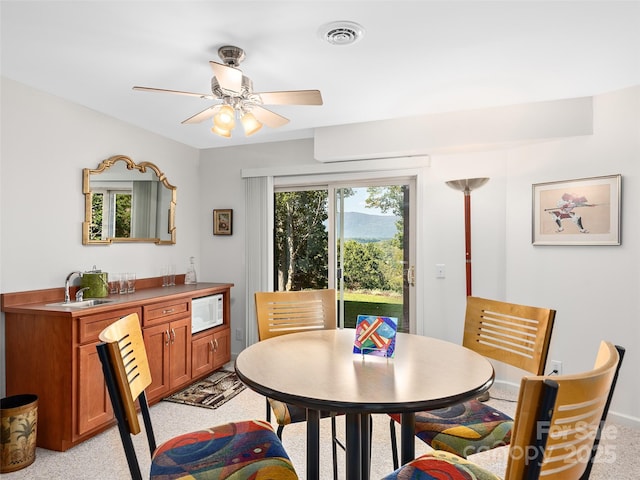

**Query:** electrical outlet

left=235, top=329, right=243, bottom=341
left=550, top=360, right=562, bottom=375
left=435, top=264, right=446, bottom=278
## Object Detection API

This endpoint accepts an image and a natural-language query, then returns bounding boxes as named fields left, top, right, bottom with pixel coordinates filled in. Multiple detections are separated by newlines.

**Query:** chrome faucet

left=75, top=287, right=90, bottom=302
left=64, top=271, right=83, bottom=304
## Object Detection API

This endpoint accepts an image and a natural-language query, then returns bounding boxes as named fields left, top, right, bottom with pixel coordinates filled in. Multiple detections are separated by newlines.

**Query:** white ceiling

left=2, top=1, right=639, bottom=150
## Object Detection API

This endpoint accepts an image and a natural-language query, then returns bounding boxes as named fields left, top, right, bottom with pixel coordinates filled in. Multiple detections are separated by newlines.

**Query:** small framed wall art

left=532, top=174, right=621, bottom=246
left=213, top=209, right=233, bottom=235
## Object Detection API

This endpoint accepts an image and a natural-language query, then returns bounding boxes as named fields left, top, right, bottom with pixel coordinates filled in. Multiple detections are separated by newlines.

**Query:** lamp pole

left=445, top=178, right=489, bottom=296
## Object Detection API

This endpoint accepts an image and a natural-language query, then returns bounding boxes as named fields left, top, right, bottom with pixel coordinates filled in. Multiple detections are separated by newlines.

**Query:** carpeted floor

left=3, top=378, right=638, bottom=479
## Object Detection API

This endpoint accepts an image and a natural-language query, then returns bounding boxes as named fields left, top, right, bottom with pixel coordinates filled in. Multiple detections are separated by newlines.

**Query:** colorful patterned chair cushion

left=382, top=450, right=501, bottom=480
left=151, top=419, right=298, bottom=479
left=390, top=399, right=513, bottom=457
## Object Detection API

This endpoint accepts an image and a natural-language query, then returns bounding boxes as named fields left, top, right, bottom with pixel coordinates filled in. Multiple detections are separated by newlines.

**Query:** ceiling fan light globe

left=211, top=125, right=232, bottom=138
left=213, top=104, right=236, bottom=129
left=241, top=112, right=262, bottom=136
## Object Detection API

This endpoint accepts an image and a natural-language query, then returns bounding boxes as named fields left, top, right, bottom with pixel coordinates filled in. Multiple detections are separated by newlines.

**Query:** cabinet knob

left=170, top=328, right=176, bottom=344
left=164, top=329, right=170, bottom=346
left=162, top=308, right=175, bottom=315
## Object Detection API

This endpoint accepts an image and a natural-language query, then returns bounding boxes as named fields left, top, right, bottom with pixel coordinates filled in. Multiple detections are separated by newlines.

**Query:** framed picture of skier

left=532, top=174, right=621, bottom=246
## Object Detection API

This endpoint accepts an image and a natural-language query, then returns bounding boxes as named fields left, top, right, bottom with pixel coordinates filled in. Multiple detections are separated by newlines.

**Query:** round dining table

left=235, top=329, right=494, bottom=480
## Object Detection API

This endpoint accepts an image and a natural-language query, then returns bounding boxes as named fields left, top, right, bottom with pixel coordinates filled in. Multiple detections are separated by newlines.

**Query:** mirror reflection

left=83, top=155, right=176, bottom=245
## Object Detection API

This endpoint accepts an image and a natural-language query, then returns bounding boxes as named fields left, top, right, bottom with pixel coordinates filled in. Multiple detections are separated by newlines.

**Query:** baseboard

left=492, top=379, right=520, bottom=391
left=607, top=411, right=640, bottom=429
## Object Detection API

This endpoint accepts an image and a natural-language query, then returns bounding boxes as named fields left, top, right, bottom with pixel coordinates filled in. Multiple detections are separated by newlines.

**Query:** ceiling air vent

left=318, top=21, right=365, bottom=46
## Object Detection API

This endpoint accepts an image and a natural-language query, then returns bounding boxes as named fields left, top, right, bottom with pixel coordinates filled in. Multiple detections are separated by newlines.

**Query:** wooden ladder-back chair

left=255, top=289, right=344, bottom=480
left=97, top=313, right=298, bottom=480
left=384, top=341, right=624, bottom=480
left=390, top=296, right=556, bottom=467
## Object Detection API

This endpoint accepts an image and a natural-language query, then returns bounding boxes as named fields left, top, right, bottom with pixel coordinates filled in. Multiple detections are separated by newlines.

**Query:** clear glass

left=168, top=264, right=176, bottom=286
left=185, top=257, right=197, bottom=284
left=108, top=273, right=120, bottom=294
left=161, top=265, right=169, bottom=287
left=127, top=273, right=136, bottom=293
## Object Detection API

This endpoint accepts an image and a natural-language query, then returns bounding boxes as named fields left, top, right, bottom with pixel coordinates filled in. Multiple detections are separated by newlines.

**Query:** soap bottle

left=185, top=256, right=197, bottom=284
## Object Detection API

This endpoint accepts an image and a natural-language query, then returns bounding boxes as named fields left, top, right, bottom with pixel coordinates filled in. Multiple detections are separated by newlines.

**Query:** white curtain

left=244, top=176, right=273, bottom=346
left=131, top=181, right=156, bottom=238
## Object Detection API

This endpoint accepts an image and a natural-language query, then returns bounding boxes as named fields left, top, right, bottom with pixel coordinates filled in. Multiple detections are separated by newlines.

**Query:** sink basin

left=46, top=299, right=115, bottom=308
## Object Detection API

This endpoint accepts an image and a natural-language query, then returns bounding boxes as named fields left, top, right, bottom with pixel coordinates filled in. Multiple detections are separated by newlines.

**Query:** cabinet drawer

left=78, top=307, right=142, bottom=345
left=143, top=300, right=190, bottom=326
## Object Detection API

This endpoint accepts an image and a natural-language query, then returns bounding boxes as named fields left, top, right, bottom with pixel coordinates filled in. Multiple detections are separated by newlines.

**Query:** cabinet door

left=143, top=323, right=171, bottom=401
left=192, top=332, right=215, bottom=378
left=169, top=317, right=192, bottom=390
left=213, top=328, right=231, bottom=369
left=78, top=343, right=113, bottom=435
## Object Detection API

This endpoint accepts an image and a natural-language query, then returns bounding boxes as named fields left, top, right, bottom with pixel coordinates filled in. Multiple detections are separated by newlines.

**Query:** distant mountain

left=340, top=212, right=399, bottom=240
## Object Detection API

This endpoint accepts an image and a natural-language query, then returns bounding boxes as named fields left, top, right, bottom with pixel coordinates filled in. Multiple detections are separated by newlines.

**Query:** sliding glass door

left=274, top=178, right=415, bottom=332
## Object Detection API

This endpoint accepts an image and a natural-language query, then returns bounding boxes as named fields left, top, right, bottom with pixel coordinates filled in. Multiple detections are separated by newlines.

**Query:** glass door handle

left=407, top=266, right=415, bottom=286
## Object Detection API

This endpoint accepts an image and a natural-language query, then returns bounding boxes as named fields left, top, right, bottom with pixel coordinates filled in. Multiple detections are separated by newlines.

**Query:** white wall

left=421, top=150, right=509, bottom=341
left=418, top=87, right=639, bottom=424
left=503, top=87, right=639, bottom=423
left=0, top=78, right=201, bottom=395
left=2, top=77, right=638, bottom=426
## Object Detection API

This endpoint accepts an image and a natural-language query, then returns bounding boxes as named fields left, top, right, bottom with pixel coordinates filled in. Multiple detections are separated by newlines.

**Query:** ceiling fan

left=133, top=45, right=323, bottom=137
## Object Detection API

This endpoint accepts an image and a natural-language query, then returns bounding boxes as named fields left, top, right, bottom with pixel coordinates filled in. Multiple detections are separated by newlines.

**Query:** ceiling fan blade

left=251, top=105, right=290, bottom=128
left=133, top=86, right=214, bottom=100
left=257, top=90, right=323, bottom=106
left=210, top=61, right=242, bottom=93
left=181, top=105, right=221, bottom=124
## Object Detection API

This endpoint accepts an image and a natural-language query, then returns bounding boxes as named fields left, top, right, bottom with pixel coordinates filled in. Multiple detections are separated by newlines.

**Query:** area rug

left=163, top=370, right=246, bottom=410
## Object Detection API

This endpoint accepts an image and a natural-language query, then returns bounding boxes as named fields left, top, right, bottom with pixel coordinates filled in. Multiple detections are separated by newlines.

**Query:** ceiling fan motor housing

left=211, top=76, right=259, bottom=104
left=217, top=45, right=246, bottom=67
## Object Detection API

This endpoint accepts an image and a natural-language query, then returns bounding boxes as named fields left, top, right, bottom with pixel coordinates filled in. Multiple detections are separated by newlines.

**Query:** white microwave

left=191, top=294, right=224, bottom=334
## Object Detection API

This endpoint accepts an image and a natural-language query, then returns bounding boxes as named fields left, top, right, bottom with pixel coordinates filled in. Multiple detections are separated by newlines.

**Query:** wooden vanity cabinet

left=1, top=282, right=233, bottom=451
left=142, top=299, right=192, bottom=403
left=77, top=307, right=142, bottom=436
left=192, top=327, right=231, bottom=377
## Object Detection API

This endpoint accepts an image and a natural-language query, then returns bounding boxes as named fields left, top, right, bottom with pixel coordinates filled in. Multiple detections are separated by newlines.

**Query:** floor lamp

left=445, top=178, right=489, bottom=296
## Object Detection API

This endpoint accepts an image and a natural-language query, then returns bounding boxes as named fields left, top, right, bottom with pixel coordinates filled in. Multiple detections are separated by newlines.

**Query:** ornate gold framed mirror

left=83, top=155, right=176, bottom=245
